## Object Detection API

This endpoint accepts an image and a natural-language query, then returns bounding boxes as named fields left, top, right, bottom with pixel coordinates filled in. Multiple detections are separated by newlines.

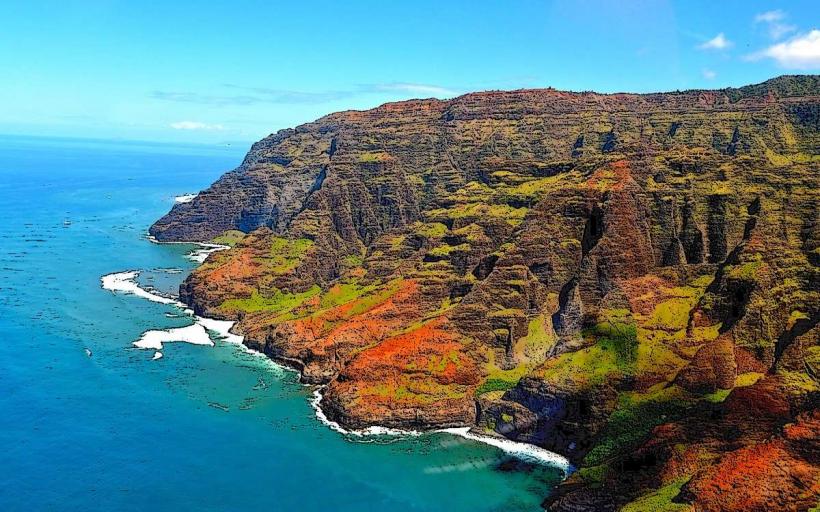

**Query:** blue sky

left=1, top=0, right=817, bottom=144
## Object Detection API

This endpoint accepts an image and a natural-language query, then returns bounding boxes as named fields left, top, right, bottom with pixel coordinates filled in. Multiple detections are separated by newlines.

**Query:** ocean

left=0, top=135, right=564, bottom=511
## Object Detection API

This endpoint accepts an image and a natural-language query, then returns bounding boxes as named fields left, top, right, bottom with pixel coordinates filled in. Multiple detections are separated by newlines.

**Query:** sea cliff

left=152, top=75, right=819, bottom=511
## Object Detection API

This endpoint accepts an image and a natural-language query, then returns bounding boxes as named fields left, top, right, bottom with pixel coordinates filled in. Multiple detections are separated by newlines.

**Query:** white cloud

left=371, top=82, right=458, bottom=97
left=152, top=82, right=458, bottom=106
left=769, top=23, right=797, bottom=40
left=702, top=69, right=717, bottom=80
left=698, top=33, right=733, bottom=50
left=755, top=10, right=785, bottom=23
left=169, top=121, right=225, bottom=131
left=754, top=9, right=796, bottom=40
left=747, top=29, right=820, bottom=69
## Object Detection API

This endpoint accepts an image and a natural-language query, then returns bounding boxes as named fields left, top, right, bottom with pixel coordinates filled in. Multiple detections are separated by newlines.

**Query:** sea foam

left=309, top=388, right=422, bottom=438
left=102, top=271, right=221, bottom=352
left=134, top=323, right=214, bottom=350
left=174, top=193, right=197, bottom=203
left=144, top=234, right=230, bottom=263
left=101, top=270, right=271, bottom=361
left=101, top=270, right=181, bottom=306
left=197, top=316, right=244, bottom=345
left=185, top=243, right=229, bottom=263
left=308, top=388, right=570, bottom=471
left=440, top=428, right=572, bottom=473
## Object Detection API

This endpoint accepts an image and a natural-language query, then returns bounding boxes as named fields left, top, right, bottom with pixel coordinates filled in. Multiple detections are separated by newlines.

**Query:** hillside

left=151, top=75, right=820, bottom=511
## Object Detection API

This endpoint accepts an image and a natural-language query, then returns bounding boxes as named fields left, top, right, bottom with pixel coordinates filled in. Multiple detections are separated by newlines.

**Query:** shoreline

left=101, top=245, right=572, bottom=475
left=144, top=235, right=230, bottom=263
left=309, top=387, right=573, bottom=472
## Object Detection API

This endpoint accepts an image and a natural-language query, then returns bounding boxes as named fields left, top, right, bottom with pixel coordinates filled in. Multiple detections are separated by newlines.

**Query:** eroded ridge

left=153, top=76, right=820, bottom=511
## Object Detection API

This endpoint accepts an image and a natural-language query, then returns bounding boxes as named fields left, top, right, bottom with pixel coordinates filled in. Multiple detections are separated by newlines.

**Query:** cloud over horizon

left=754, top=10, right=796, bottom=40
left=169, top=121, right=225, bottom=131
left=698, top=33, right=732, bottom=50
left=746, top=29, right=820, bottom=70
left=151, top=82, right=459, bottom=108
left=367, top=83, right=458, bottom=96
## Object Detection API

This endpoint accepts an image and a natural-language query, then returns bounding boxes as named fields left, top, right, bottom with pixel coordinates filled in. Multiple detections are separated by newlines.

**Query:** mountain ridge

left=150, top=75, right=819, bottom=244
left=152, top=75, right=819, bottom=511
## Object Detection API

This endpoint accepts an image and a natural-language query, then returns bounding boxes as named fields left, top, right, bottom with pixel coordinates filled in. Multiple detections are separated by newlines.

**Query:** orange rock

left=724, top=376, right=790, bottom=420
left=684, top=439, right=819, bottom=512
left=322, top=317, right=482, bottom=429
left=675, top=335, right=737, bottom=393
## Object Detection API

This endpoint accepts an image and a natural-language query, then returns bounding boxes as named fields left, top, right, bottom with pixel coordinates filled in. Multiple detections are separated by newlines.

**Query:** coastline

left=101, top=244, right=572, bottom=475
left=145, top=234, right=230, bottom=263
left=309, top=387, right=572, bottom=471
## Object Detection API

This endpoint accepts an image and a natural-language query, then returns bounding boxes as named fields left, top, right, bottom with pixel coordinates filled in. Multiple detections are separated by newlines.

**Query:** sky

left=0, top=0, right=818, bottom=144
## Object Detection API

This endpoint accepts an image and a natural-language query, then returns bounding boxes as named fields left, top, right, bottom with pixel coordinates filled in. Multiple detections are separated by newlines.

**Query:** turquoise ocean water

left=0, top=135, right=563, bottom=511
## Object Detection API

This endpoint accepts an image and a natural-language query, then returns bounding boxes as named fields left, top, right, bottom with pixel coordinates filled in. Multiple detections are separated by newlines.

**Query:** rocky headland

left=151, top=75, right=819, bottom=511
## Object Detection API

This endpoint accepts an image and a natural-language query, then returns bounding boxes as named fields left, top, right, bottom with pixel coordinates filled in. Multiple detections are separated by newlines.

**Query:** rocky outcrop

left=153, top=75, right=820, bottom=511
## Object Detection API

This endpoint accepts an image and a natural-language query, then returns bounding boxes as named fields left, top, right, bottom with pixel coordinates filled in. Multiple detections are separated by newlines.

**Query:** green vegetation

left=647, top=285, right=705, bottom=331
left=336, top=278, right=403, bottom=318
left=703, top=371, right=764, bottom=403
left=258, top=237, right=314, bottom=273
left=537, top=310, right=638, bottom=389
left=649, top=298, right=695, bottom=331
left=427, top=350, right=462, bottom=373
left=420, top=176, right=569, bottom=229
left=476, top=377, right=520, bottom=396
left=735, top=372, right=764, bottom=387
left=727, top=74, right=820, bottom=102
left=358, top=151, right=390, bottom=163
left=592, top=320, right=638, bottom=372
left=536, top=343, right=621, bottom=390
left=342, top=254, right=364, bottom=267
left=779, top=369, right=820, bottom=394
left=371, top=377, right=470, bottom=404
left=726, top=260, right=763, bottom=280
left=447, top=181, right=495, bottom=203
left=451, top=223, right=486, bottom=243
left=576, top=464, right=609, bottom=487
left=583, top=386, right=692, bottom=466
left=476, top=348, right=533, bottom=396
left=633, top=278, right=714, bottom=377
left=514, top=313, right=556, bottom=364
left=541, top=312, right=639, bottom=388
left=427, top=203, right=529, bottom=227
left=703, top=388, right=732, bottom=403
left=220, top=286, right=320, bottom=314
left=412, top=221, right=448, bottom=239
left=488, top=308, right=525, bottom=319
left=427, top=243, right=470, bottom=258
left=210, top=229, right=246, bottom=246
left=219, top=277, right=405, bottom=329
left=317, top=281, right=378, bottom=310
left=621, top=476, right=691, bottom=512
left=499, top=174, right=569, bottom=203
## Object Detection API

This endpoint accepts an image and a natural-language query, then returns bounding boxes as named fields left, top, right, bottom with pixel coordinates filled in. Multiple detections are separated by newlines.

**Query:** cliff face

left=152, top=76, right=820, bottom=511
